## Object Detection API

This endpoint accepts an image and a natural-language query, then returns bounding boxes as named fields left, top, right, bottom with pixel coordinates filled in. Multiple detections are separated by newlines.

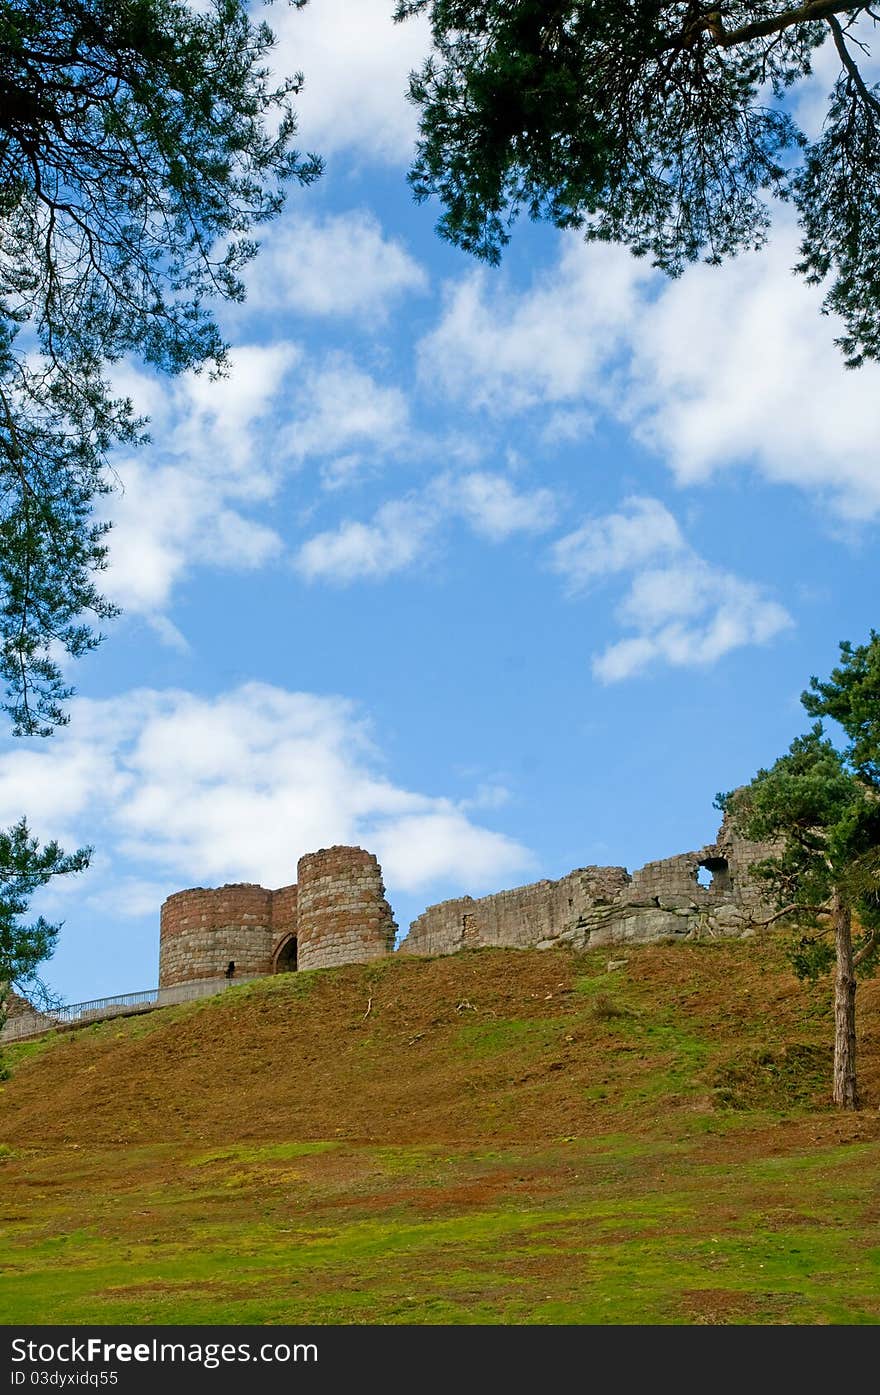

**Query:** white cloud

left=247, top=209, right=427, bottom=320
left=270, top=0, right=431, bottom=165
left=86, top=878, right=174, bottom=921
left=296, top=497, right=435, bottom=582
left=443, top=472, right=558, bottom=541
left=594, top=563, right=793, bottom=682
left=459, top=781, right=512, bottom=812
left=541, top=408, right=596, bottom=447
left=177, top=343, right=300, bottom=470
left=374, top=812, right=527, bottom=892
left=549, top=496, right=683, bottom=592
left=106, top=344, right=300, bottom=619
left=105, top=344, right=420, bottom=631
left=107, top=459, right=284, bottom=615
left=626, top=231, right=880, bottom=518
left=420, top=224, right=880, bottom=519
left=419, top=239, right=649, bottom=413
left=146, top=615, right=191, bottom=654
left=0, top=684, right=533, bottom=911
left=551, top=498, right=793, bottom=681
left=289, top=354, right=411, bottom=468
left=295, top=471, right=559, bottom=582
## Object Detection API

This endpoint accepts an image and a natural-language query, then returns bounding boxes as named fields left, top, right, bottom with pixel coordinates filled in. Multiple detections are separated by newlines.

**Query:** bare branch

left=751, top=901, right=833, bottom=927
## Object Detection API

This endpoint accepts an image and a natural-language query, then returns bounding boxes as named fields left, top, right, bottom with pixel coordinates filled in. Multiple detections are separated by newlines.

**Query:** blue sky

left=3, top=2, right=880, bottom=1003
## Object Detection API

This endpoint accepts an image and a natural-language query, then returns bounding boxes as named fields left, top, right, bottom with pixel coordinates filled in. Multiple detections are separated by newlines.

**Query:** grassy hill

left=2, top=937, right=879, bottom=1324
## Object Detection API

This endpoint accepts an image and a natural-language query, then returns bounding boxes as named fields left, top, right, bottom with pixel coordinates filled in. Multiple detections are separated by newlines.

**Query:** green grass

left=1, top=1133, right=878, bottom=1324
left=456, top=1016, right=567, bottom=1057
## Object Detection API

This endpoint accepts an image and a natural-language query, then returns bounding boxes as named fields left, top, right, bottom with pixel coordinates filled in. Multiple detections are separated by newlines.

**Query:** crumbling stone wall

left=0, top=988, right=57, bottom=1043
left=3, top=988, right=35, bottom=1019
left=296, top=846, right=397, bottom=970
left=400, top=866, right=630, bottom=957
left=158, top=820, right=775, bottom=990
left=159, top=884, right=274, bottom=988
left=398, top=818, right=776, bottom=958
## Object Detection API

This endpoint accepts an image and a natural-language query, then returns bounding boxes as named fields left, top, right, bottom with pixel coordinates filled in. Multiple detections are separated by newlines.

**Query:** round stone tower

left=296, top=846, right=397, bottom=971
left=159, top=883, right=274, bottom=988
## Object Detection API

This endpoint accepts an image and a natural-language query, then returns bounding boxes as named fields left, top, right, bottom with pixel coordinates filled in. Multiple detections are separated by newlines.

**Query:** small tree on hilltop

left=0, top=819, right=90, bottom=1069
left=718, top=634, right=880, bottom=1111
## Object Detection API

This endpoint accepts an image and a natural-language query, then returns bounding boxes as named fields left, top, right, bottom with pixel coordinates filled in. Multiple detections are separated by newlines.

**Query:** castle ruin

left=159, top=845, right=397, bottom=990
left=159, top=813, right=775, bottom=989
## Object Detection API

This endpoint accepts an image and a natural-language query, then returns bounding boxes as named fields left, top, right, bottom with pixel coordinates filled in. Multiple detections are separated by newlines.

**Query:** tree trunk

left=832, top=887, right=859, bottom=1110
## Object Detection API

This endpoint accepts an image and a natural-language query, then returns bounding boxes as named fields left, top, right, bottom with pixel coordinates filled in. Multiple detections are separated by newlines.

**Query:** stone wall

left=296, top=846, right=397, bottom=971
left=0, top=988, right=57, bottom=1043
left=157, top=821, right=775, bottom=991
left=270, top=883, right=299, bottom=963
left=159, top=884, right=274, bottom=988
left=398, top=818, right=776, bottom=959
left=400, top=865, right=630, bottom=957
left=3, top=988, right=36, bottom=1019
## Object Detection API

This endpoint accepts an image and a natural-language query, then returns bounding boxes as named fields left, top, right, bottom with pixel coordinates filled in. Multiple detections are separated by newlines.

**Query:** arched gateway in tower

left=272, top=933, right=297, bottom=974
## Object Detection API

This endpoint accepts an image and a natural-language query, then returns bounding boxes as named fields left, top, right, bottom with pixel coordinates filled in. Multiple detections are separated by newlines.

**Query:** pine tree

left=0, top=0, right=321, bottom=1029
left=719, top=633, right=880, bottom=1109
left=397, top=2, right=880, bottom=365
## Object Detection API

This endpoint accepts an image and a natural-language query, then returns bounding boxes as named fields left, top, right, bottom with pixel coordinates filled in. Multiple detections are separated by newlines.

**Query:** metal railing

left=1, top=974, right=259, bottom=1044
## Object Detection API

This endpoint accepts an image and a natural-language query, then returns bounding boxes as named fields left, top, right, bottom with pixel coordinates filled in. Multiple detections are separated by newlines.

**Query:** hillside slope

left=3, top=939, right=880, bottom=1325
left=3, top=938, right=879, bottom=1145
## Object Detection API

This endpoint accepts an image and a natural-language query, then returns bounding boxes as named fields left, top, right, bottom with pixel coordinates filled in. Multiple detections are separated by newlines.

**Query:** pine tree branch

left=827, top=12, right=880, bottom=119
left=752, top=901, right=832, bottom=926
left=684, top=3, right=872, bottom=50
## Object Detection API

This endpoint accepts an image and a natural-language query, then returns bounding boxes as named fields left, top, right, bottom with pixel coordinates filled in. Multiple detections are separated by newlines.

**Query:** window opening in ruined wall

left=696, top=858, right=731, bottom=892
